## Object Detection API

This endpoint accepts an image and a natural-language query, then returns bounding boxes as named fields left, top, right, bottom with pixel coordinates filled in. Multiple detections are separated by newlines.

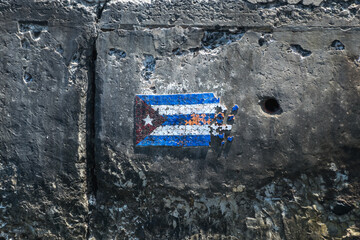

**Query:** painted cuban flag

left=135, top=93, right=227, bottom=147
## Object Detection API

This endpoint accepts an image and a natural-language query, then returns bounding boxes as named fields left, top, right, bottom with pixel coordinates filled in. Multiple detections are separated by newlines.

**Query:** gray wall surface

left=0, top=0, right=359, bottom=239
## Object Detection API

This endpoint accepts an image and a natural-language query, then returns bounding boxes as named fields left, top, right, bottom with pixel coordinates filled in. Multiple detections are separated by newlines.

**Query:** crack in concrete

left=85, top=1, right=110, bottom=238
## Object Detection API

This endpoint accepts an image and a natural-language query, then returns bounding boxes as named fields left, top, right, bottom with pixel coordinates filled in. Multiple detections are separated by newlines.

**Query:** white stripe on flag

left=210, top=125, right=232, bottom=131
left=150, top=125, right=211, bottom=136
left=153, top=103, right=220, bottom=115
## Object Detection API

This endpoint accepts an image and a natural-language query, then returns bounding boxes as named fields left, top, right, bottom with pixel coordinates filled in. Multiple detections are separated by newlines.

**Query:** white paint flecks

left=210, top=125, right=232, bottom=131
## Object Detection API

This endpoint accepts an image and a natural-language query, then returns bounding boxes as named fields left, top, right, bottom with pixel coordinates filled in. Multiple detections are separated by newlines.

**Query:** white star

left=143, top=115, right=153, bottom=126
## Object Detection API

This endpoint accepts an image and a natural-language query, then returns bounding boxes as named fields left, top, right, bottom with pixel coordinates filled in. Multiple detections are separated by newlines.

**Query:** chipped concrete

left=0, top=0, right=359, bottom=239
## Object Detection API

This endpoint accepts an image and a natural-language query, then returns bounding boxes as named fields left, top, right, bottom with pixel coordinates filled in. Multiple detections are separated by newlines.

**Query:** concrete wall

left=0, top=0, right=359, bottom=239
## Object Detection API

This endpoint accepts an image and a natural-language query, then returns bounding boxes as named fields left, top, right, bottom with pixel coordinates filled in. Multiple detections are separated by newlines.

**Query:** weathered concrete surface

left=0, top=0, right=360, bottom=239
left=0, top=1, right=97, bottom=239
left=92, top=0, right=360, bottom=239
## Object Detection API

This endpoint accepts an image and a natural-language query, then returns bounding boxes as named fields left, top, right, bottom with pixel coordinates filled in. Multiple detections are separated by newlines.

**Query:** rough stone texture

left=1, top=0, right=360, bottom=239
left=0, top=1, right=97, bottom=239
left=92, top=1, right=360, bottom=239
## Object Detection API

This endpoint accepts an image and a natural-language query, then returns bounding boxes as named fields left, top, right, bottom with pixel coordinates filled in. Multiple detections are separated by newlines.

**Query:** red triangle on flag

left=135, top=96, right=166, bottom=144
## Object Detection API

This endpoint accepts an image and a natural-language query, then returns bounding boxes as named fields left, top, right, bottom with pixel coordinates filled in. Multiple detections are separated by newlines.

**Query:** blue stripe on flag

left=137, top=135, right=211, bottom=147
left=162, top=113, right=215, bottom=125
left=137, top=93, right=219, bottom=105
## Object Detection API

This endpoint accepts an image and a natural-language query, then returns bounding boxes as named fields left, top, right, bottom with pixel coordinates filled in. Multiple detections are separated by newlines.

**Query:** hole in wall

left=258, top=34, right=273, bottom=47
left=172, top=30, right=245, bottom=57
left=18, top=21, right=48, bottom=32
left=33, top=30, right=41, bottom=39
left=290, top=44, right=312, bottom=57
left=23, top=72, right=33, bottom=83
left=330, top=40, right=345, bottom=50
left=260, top=97, right=282, bottom=115
left=108, top=48, right=126, bottom=59
left=258, top=37, right=266, bottom=46
left=18, top=21, right=48, bottom=40
left=331, top=201, right=353, bottom=215
left=202, top=30, right=244, bottom=50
